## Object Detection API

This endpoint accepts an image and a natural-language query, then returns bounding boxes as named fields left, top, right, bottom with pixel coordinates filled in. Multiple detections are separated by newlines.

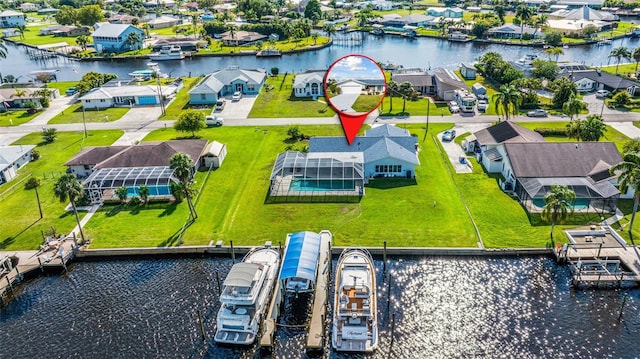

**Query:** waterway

left=5, top=33, right=640, bottom=82
left=0, top=256, right=638, bottom=358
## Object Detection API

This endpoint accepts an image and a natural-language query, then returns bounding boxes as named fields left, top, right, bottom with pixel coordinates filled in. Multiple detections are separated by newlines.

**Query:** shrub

left=31, top=149, right=40, bottom=160
left=41, top=127, right=58, bottom=143
left=271, top=67, right=280, bottom=75
left=613, top=91, right=631, bottom=106
left=129, top=197, right=142, bottom=206
left=24, top=177, right=41, bottom=190
left=534, top=128, right=567, bottom=136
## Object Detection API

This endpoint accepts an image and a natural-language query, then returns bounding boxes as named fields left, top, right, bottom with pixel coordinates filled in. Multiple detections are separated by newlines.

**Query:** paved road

left=3, top=98, right=640, bottom=146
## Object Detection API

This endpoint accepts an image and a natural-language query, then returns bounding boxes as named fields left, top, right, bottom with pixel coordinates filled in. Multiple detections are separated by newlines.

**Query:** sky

left=326, top=55, right=385, bottom=82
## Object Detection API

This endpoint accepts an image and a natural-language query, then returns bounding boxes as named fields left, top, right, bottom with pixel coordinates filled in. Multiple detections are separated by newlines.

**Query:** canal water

left=5, top=33, right=640, bottom=82
left=0, top=256, right=638, bottom=358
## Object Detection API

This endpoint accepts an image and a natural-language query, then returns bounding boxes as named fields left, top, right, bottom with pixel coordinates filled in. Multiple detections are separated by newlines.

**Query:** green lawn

left=161, top=77, right=206, bottom=121
left=0, top=130, right=123, bottom=251
left=45, top=81, right=79, bottom=95
left=248, top=75, right=336, bottom=118
left=0, top=109, right=41, bottom=127
left=48, top=103, right=130, bottom=124
left=8, top=24, right=80, bottom=46
left=352, top=94, right=384, bottom=112
left=379, top=96, right=447, bottom=117
left=516, top=121, right=629, bottom=152
left=198, top=36, right=331, bottom=55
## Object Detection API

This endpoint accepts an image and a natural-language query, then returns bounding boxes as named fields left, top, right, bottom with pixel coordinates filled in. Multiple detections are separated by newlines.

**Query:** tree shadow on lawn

left=159, top=202, right=178, bottom=217
left=366, top=178, right=417, bottom=189
left=0, top=218, right=41, bottom=249
left=157, top=219, right=194, bottom=247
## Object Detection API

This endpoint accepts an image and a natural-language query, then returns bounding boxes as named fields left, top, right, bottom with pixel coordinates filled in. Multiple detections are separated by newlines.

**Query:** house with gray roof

left=471, top=122, right=622, bottom=213
left=78, top=83, right=179, bottom=109
left=293, top=70, right=325, bottom=100
left=487, top=23, right=541, bottom=39
left=91, top=23, right=145, bottom=53
left=269, top=124, right=419, bottom=199
left=392, top=72, right=435, bottom=95
left=560, top=69, right=640, bottom=95
left=0, top=145, right=35, bottom=184
left=432, top=67, right=469, bottom=100
left=189, top=67, right=266, bottom=105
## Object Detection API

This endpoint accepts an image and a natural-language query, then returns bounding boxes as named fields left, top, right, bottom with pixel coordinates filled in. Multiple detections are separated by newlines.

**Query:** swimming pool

left=533, top=198, right=590, bottom=210
left=127, top=185, right=171, bottom=197
left=289, top=179, right=356, bottom=192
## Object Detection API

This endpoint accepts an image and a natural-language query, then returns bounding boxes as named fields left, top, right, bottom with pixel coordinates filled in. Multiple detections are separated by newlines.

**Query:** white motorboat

left=148, top=45, right=185, bottom=61
left=332, top=249, right=378, bottom=353
left=214, top=247, right=280, bottom=345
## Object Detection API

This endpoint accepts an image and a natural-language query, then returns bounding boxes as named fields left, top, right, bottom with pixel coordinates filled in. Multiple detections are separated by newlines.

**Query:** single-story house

left=152, top=39, right=199, bottom=52
left=460, top=63, right=476, bottom=80
left=0, top=145, right=35, bottom=184
left=39, top=25, right=64, bottom=35
left=336, top=79, right=385, bottom=95
left=220, top=30, right=267, bottom=46
left=371, top=0, right=396, bottom=11
left=427, top=7, right=463, bottom=18
left=550, top=5, right=616, bottom=21
left=2, top=28, right=20, bottom=38
left=561, top=70, right=640, bottom=95
left=293, top=70, right=326, bottom=100
left=432, top=67, right=469, bottom=101
left=19, top=2, right=39, bottom=12
left=487, top=24, right=541, bottom=39
left=269, top=124, right=419, bottom=198
left=66, top=140, right=218, bottom=203
left=51, top=25, right=91, bottom=37
left=37, top=8, right=59, bottom=15
left=147, top=15, right=181, bottom=29
left=0, top=88, right=47, bottom=110
left=91, top=23, right=145, bottom=53
left=392, top=72, right=435, bottom=95
left=556, top=0, right=604, bottom=9
left=78, top=83, right=179, bottom=109
left=0, top=10, right=25, bottom=28
left=108, top=14, right=139, bottom=24
left=189, top=67, right=266, bottom=105
left=547, top=19, right=610, bottom=34
left=143, top=0, right=177, bottom=7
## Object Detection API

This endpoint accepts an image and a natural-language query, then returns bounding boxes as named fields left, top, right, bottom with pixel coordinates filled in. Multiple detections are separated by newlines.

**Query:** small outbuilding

left=202, top=141, right=227, bottom=168
left=471, top=83, right=487, bottom=99
left=460, top=63, right=477, bottom=80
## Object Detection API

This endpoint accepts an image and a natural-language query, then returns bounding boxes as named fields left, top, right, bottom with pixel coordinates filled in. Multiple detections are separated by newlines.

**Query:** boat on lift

left=148, top=45, right=185, bottom=61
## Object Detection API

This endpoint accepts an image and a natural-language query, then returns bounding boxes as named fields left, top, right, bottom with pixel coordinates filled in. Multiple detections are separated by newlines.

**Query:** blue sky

left=326, top=55, right=384, bottom=82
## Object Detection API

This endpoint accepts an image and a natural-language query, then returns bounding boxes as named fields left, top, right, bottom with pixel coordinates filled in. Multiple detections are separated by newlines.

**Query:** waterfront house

left=0, top=87, right=46, bottom=109
left=392, top=72, right=435, bottom=95
left=37, top=8, right=59, bottom=15
left=152, top=39, right=199, bottom=52
left=220, top=30, right=267, bottom=46
left=0, top=10, right=25, bottom=28
left=189, top=67, right=266, bottom=105
left=487, top=24, right=540, bottom=39
left=78, top=83, right=179, bottom=109
left=143, top=0, right=177, bottom=8
left=371, top=0, right=395, bottom=11
left=550, top=5, right=615, bottom=21
left=426, top=7, right=463, bottom=19
left=147, top=15, right=181, bottom=29
left=547, top=19, right=610, bottom=34
left=0, top=145, right=35, bottom=185
left=66, top=140, right=213, bottom=203
left=432, top=67, right=469, bottom=101
left=91, top=24, right=145, bottom=53
left=556, top=0, right=604, bottom=9
left=293, top=70, right=326, bottom=100
left=460, top=63, right=476, bottom=80
left=39, top=25, right=64, bottom=35
left=51, top=25, right=91, bottom=37
left=561, top=70, right=640, bottom=95
left=2, top=28, right=19, bottom=37
left=108, top=14, right=138, bottom=24
left=269, top=124, right=419, bottom=198
left=19, top=2, right=39, bottom=12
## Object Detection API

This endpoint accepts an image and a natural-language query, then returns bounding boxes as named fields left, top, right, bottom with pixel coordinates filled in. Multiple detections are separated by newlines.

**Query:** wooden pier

left=0, top=237, right=75, bottom=303
left=260, top=243, right=284, bottom=349
left=558, top=226, right=640, bottom=287
left=306, top=230, right=332, bottom=350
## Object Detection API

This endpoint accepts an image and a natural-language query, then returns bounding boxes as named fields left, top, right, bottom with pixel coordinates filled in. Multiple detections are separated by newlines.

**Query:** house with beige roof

left=189, top=67, right=266, bottom=105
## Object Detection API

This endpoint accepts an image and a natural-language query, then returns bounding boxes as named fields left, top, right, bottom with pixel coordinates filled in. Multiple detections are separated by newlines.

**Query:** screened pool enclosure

left=269, top=152, right=365, bottom=201
left=84, top=166, right=178, bottom=203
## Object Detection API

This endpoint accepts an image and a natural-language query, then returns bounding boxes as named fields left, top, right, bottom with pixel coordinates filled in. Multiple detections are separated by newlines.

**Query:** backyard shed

left=472, top=83, right=487, bottom=99
left=202, top=141, right=227, bottom=168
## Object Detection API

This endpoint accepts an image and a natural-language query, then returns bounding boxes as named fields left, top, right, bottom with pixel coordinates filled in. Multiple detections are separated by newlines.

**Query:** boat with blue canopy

left=279, top=231, right=322, bottom=293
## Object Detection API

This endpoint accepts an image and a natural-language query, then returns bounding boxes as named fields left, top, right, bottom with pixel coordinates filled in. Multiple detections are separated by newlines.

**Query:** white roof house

left=550, top=5, right=616, bottom=21
left=0, top=145, right=35, bottom=184
left=147, top=15, right=181, bottom=29
left=79, top=84, right=178, bottom=109
left=293, top=70, right=325, bottom=99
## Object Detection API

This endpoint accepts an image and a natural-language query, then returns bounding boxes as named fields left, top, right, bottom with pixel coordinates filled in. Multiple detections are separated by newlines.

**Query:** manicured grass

left=45, top=81, right=79, bottom=95
left=352, top=94, right=383, bottom=112
left=516, top=121, right=630, bottom=152
left=248, top=75, right=335, bottom=118
left=0, top=130, right=123, bottom=250
left=48, top=103, right=130, bottom=124
left=161, top=77, right=204, bottom=121
left=379, top=96, right=447, bottom=117
left=198, top=36, right=331, bottom=55
left=8, top=24, right=79, bottom=46
left=0, top=109, right=41, bottom=127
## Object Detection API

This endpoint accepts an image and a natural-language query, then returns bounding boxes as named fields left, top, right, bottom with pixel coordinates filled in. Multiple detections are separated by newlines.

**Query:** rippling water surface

left=0, top=256, right=638, bottom=358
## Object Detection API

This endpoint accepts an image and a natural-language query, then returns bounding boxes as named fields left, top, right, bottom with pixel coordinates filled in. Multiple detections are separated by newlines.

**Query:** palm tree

left=141, top=23, right=150, bottom=38
left=139, top=185, right=150, bottom=204
left=24, top=177, right=43, bottom=219
left=611, top=152, right=640, bottom=233
left=126, top=31, right=142, bottom=52
left=544, top=47, right=564, bottom=62
left=53, top=174, right=86, bottom=242
left=515, top=3, right=534, bottom=41
left=632, top=46, right=640, bottom=74
left=0, top=40, right=6, bottom=59
left=16, top=24, right=26, bottom=40
left=492, top=84, right=522, bottom=121
left=562, top=93, right=583, bottom=121
left=386, top=80, right=398, bottom=113
left=399, top=81, right=413, bottom=113
left=311, top=33, right=318, bottom=45
left=115, top=186, right=128, bottom=204
left=191, top=13, right=198, bottom=40
left=493, top=0, right=506, bottom=24
left=541, top=184, right=576, bottom=241
left=609, top=46, right=631, bottom=74
left=532, top=14, right=548, bottom=38
left=322, top=23, right=336, bottom=39
left=75, top=35, right=89, bottom=51
left=10, top=88, right=27, bottom=99
left=226, top=24, right=239, bottom=49
left=170, top=153, right=198, bottom=220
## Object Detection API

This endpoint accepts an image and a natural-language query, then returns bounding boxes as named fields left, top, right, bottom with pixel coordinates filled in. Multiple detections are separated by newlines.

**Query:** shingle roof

left=562, top=70, right=640, bottom=90
left=191, top=68, right=266, bottom=95
left=95, top=140, right=208, bottom=169
left=504, top=142, right=622, bottom=178
left=91, top=23, right=140, bottom=38
left=365, top=124, right=410, bottom=137
left=65, top=146, right=130, bottom=166
left=392, top=72, right=433, bottom=87
left=474, top=121, right=545, bottom=145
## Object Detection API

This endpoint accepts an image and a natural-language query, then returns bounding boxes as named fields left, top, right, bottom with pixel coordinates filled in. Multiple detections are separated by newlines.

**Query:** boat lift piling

left=215, top=271, right=221, bottom=295
left=386, top=273, right=392, bottom=324
left=305, top=230, right=332, bottom=350
left=230, top=241, right=235, bottom=263
left=197, top=310, right=206, bottom=341
left=383, top=241, right=387, bottom=274
left=388, top=313, right=396, bottom=359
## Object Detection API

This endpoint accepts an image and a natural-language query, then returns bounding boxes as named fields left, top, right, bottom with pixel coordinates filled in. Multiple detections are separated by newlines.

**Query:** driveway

left=327, top=94, right=359, bottom=113
left=438, top=123, right=491, bottom=174
left=218, top=95, right=257, bottom=120
left=582, top=93, right=619, bottom=117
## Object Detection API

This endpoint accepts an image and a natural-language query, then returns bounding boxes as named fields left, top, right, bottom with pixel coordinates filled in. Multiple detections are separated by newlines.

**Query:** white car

left=595, top=90, right=609, bottom=98
left=232, top=91, right=242, bottom=101
left=205, top=115, right=223, bottom=127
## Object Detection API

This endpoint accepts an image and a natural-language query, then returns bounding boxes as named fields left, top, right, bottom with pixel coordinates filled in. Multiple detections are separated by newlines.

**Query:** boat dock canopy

left=279, top=231, right=322, bottom=281
left=223, top=263, right=260, bottom=287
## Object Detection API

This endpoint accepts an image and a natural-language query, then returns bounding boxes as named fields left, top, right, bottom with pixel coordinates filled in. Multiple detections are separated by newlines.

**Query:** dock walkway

left=306, top=230, right=332, bottom=350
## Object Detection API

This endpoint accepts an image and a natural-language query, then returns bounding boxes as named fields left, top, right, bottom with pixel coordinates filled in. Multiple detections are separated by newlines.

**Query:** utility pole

left=423, top=96, right=430, bottom=142
left=82, top=105, right=87, bottom=138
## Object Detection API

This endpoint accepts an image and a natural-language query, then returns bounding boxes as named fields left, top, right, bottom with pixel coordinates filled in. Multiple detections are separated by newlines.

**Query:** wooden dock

left=306, top=230, right=332, bottom=350
left=0, top=237, right=75, bottom=302
left=558, top=226, right=640, bottom=287
left=259, top=243, right=284, bottom=349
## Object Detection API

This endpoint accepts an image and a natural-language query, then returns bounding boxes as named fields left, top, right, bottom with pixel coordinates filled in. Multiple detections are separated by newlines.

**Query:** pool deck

left=270, top=176, right=363, bottom=197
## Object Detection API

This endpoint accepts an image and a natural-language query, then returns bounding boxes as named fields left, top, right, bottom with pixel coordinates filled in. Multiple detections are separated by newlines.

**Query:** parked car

left=527, top=109, right=548, bottom=117
left=477, top=99, right=488, bottom=112
left=215, top=99, right=226, bottom=111
left=231, top=91, right=242, bottom=101
left=595, top=90, right=610, bottom=98
left=65, top=87, right=77, bottom=96
left=442, top=129, right=456, bottom=141
left=205, top=115, right=223, bottom=127
left=27, top=108, right=40, bottom=114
